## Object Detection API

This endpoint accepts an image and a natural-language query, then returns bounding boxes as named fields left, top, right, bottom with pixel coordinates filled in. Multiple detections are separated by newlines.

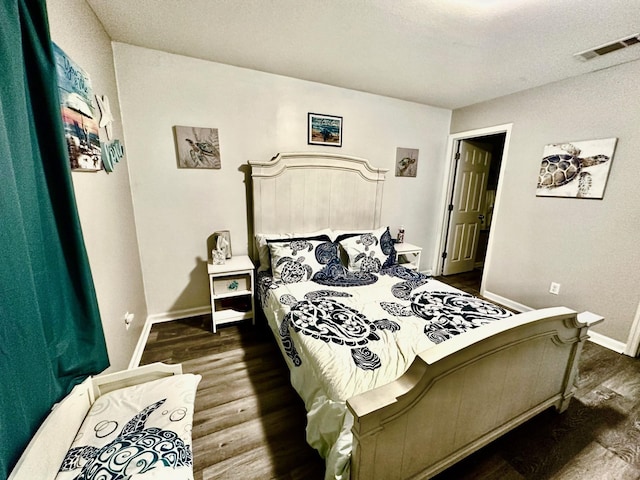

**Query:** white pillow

left=56, top=373, right=201, bottom=480
left=255, top=228, right=331, bottom=272
left=338, top=226, right=397, bottom=273
left=329, top=229, right=372, bottom=242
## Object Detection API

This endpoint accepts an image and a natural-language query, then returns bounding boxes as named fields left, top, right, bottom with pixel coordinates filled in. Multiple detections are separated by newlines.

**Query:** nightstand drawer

left=212, top=274, right=250, bottom=295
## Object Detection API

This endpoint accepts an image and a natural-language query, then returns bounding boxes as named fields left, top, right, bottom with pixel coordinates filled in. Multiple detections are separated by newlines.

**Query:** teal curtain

left=0, top=0, right=110, bottom=476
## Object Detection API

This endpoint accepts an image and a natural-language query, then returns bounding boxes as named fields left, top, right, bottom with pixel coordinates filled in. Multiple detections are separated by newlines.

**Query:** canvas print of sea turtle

left=174, top=125, right=221, bottom=169
left=536, top=138, right=617, bottom=199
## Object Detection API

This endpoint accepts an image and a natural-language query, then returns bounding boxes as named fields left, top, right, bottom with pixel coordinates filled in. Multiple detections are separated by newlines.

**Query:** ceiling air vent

left=574, top=33, right=640, bottom=61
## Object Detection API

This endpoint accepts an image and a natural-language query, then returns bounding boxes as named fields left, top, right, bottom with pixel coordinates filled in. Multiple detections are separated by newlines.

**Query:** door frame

left=624, top=300, right=640, bottom=357
left=433, top=123, right=513, bottom=295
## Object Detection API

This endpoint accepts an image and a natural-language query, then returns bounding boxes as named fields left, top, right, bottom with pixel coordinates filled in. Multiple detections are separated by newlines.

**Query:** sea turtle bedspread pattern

left=272, top=264, right=512, bottom=373
left=278, top=290, right=400, bottom=370
left=381, top=290, right=512, bottom=343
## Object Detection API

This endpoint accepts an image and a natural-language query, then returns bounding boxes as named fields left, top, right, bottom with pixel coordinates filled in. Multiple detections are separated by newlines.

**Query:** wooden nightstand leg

left=209, top=274, right=217, bottom=333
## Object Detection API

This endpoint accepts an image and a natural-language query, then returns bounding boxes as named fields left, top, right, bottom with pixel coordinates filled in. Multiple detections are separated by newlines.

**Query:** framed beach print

left=53, top=43, right=102, bottom=171
left=536, top=138, right=617, bottom=199
left=308, top=113, right=342, bottom=147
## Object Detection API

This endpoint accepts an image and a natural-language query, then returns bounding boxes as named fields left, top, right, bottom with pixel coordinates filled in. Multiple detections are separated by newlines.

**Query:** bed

left=248, top=152, right=603, bottom=480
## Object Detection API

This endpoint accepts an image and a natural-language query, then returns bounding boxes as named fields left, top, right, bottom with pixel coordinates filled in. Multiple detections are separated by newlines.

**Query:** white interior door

left=443, top=140, right=492, bottom=275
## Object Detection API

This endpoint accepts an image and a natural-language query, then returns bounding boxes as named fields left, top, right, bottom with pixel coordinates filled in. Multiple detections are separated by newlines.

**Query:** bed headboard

left=248, top=152, right=388, bottom=238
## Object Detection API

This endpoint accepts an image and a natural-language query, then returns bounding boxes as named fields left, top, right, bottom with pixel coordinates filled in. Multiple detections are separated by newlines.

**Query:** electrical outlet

left=549, top=282, right=561, bottom=295
left=124, top=312, right=135, bottom=330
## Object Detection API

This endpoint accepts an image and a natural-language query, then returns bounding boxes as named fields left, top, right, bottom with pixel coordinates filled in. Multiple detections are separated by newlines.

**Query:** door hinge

left=448, top=204, right=454, bottom=212
left=454, top=152, right=461, bottom=160
left=441, top=251, right=448, bottom=260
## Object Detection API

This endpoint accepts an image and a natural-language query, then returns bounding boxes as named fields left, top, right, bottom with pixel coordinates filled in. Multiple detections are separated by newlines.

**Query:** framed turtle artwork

left=173, top=125, right=221, bottom=169
left=536, top=137, right=617, bottom=199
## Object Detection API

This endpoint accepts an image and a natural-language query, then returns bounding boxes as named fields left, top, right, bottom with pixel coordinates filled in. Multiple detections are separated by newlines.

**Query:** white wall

left=47, top=0, right=147, bottom=371
left=451, top=59, right=640, bottom=345
left=112, top=43, right=452, bottom=318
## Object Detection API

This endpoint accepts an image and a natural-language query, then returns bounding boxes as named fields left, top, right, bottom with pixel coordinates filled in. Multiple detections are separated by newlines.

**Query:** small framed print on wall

left=174, top=125, right=221, bottom=169
left=308, top=113, right=342, bottom=147
left=395, top=147, right=419, bottom=177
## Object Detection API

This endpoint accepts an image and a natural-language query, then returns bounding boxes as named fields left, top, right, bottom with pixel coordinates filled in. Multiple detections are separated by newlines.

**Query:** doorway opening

left=435, top=125, right=511, bottom=295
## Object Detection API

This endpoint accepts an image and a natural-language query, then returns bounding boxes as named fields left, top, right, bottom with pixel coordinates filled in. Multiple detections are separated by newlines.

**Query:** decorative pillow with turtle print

left=337, top=226, right=397, bottom=273
left=255, top=229, right=332, bottom=272
left=268, top=235, right=339, bottom=284
left=56, top=373, right=201, bottom=480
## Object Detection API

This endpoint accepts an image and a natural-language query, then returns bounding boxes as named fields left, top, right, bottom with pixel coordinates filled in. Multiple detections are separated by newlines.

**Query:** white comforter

left=259, top=268, right=511, bottom=479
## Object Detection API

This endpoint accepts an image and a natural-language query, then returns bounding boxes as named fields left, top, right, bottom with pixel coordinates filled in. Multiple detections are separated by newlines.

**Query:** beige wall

left=451, top=59, right=640, bottom=344
left=47, top=0, right=147, bottom=371
left=112, top=43, right=452, bottom=318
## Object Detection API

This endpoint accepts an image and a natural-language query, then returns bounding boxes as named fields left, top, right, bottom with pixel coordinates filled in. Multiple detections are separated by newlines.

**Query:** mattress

left=258, top=266, right=512, bottom=480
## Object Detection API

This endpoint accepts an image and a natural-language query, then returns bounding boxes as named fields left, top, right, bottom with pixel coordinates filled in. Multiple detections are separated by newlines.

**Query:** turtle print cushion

left=268, top=235, right=339, bottom=284
left=55, top=373, right=201, bottom=480
left=255, top=229, right=332, bottom=272
left=337, top=226, right=397, bottom=273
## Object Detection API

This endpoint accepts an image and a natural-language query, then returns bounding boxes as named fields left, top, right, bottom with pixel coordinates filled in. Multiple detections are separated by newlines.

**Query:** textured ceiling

left=85, top=0, right=640, bottom=109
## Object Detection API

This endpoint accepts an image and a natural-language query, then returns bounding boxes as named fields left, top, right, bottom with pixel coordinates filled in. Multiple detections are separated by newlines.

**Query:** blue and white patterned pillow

left=255, top=229, right=331, bottom=272
left=337, top=226, right=397, bottom=273
left=268, top=235, right=339, bottom=283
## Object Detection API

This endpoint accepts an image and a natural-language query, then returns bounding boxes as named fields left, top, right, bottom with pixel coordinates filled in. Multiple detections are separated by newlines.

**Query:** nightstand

left=395, top=242, right=422, bottom=271
left=207, top=255, right=255, bottom=333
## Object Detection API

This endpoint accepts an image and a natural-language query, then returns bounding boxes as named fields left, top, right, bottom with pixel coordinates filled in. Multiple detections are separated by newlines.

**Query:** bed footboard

left=347, top=307, right=602, bottom=480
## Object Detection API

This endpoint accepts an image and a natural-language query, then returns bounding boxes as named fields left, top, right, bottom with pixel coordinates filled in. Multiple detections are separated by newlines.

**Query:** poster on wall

left=173, top=125, right=221, bottom=169
left=52, top=43, right=102, bottom=171
left=307, top=113, right=342, bottom=147
left=536, top=138, right=617, bottom=199
left=395, top=147, right=419, bottom=177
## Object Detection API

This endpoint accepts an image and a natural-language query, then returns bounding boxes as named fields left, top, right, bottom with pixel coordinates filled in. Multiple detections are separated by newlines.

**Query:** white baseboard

left=482, top=290, right=628, bottom=355
left=481, top=290, right=532, bottom=313
left=587, top=330, right=626, bottom=354
left=128, top=305, right=212, bottom=369
left=147, top=305, right=212, bottom=324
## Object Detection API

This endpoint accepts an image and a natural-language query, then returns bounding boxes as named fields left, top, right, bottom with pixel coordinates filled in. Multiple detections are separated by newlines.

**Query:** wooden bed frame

left=8, top=362, right=183, bottom=480
left=248, top=152, right=603, bottom=479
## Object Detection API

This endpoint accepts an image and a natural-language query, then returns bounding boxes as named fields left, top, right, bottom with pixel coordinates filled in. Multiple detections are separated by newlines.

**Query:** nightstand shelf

left=208, top=255, right=255, bottom=333
left=395, top=242, right=422, bottom=271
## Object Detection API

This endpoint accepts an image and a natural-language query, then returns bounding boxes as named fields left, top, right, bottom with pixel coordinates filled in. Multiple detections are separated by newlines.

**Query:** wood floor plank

left=549, top=442, right=640, bottom=480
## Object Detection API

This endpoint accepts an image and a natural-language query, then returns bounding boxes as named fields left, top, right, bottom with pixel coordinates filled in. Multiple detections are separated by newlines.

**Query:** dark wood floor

left=434, top=268, right=483, bottom=297
left=141, top=271, right=640, bottom=479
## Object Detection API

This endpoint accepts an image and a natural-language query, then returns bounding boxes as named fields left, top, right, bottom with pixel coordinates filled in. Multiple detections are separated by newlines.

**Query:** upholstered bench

left=9, top=363, right=201, bottom=480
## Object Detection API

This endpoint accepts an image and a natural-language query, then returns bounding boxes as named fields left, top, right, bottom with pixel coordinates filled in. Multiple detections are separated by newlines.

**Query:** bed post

left=558, top=311, right=605, bottom=412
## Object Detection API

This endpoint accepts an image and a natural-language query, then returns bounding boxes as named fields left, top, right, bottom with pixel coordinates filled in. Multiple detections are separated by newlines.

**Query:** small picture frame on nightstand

left=213, top=230, right=232, bottom=259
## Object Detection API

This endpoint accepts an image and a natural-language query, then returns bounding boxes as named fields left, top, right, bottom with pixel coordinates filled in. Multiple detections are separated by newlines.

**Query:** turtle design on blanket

left=279, top=290, right=400, bottom=370
left=381, top=290, right=512, bottom=344
left=59, top=399, right=192, bottom=479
